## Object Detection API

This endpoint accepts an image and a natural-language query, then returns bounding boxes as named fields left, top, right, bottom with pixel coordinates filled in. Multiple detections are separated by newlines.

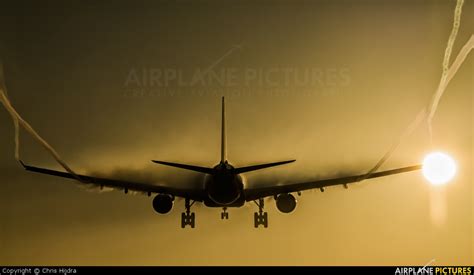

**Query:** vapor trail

left=442, top=0, right=464, bottom=77
left=428, top=0, right=467, bottom=138
left=360, top=0, right=472, bottom=181
left=427, top=34, right=474, bottom=137
left=190, top=44, right=243, bottom=86
left=357, top=108, right=427, bottom=182
left=0, top=85, right=20, bottom=160
left=0, top=64, right=82, bottom=181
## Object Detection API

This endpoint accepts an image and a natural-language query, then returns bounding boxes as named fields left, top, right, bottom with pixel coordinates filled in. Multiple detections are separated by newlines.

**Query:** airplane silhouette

left=20, top=97, right=421, bottom=228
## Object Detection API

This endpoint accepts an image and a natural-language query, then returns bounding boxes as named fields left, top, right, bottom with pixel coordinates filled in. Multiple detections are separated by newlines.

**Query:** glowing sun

left=422, top=152, right=456, bottom=185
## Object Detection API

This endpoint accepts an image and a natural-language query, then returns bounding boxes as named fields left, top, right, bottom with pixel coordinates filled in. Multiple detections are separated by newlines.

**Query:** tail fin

left=221, top=96, right=226, bottom=162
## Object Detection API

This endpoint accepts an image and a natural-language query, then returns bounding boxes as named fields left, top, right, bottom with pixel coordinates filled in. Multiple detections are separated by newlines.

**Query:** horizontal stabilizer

left=151, top=160, right=214, bottom=174
left=234, top=160, right=295, bottom=174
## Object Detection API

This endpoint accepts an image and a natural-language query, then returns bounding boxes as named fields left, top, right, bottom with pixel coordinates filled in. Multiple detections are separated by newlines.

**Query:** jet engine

left=275, top=193, right=297, bottom=213
left=152, top=194, right=174, bottom=214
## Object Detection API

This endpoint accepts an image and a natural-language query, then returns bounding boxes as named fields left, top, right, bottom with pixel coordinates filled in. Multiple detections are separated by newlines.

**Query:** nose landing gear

left=221, top=207, right=229, bottom=220
left=181, top=198, right=196, bottom=228
left=254, top=198, right=268, bottom=228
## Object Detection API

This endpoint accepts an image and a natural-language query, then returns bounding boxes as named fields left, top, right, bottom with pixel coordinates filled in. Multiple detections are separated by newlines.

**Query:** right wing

left=244, top=164, right=422, bottom=201
left=20, top=161, right=206, bottom=201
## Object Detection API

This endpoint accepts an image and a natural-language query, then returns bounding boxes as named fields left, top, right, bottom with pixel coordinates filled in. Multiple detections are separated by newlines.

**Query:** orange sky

left=0, top=0, right=472, bottom=265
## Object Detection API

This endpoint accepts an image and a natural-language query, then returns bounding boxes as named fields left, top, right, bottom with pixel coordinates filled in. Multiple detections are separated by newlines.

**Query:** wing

left=20, top=161, right=206, bottom=201
left=244, top=164, right=422, bottom=201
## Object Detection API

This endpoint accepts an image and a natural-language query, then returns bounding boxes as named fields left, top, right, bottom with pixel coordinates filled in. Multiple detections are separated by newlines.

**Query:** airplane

left=20, top=97, right=422, bottom=228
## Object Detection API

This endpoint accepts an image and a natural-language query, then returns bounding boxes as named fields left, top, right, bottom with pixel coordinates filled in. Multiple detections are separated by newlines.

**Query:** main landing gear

left=221, top=207, right=229, bottom=220
left=254, top=198, right=268, bottom=228
left=181, top=198, right=195, bottom=228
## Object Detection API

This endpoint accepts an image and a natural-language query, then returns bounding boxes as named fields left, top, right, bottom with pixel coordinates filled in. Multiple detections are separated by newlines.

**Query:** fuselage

left=204, top=161, right=245, bottom=207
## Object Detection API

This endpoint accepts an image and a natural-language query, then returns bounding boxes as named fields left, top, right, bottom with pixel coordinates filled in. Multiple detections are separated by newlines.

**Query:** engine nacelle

left=275, top=193, right=297, bottom=213
left=152, top=194, right=174, bottom=214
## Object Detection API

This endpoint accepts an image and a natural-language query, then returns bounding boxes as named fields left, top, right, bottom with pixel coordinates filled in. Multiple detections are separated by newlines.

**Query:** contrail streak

left=442, top=0, right=464, bottom=77
left=0, top=63, right=82, bottom=181
left=190, top=44, right=243, bottom=86
left=357, top=108, right=427, bottom=182
left=427, top=34, right=474, bottom=137
left=0, top=76, right=20, bottom=160
left=361, top=0, right=471, bottom=181
left=428, top=0, right=466, bottom=138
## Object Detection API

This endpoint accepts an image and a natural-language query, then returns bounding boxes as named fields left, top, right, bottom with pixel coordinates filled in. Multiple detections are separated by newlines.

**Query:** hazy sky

left=0, top=0, right=472, bottom=265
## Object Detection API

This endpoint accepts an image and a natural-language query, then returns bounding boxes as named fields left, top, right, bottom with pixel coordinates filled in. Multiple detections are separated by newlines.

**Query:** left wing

left=20, top=161, right=206, bottom=201
left=244, top=165, right=422, bottom=201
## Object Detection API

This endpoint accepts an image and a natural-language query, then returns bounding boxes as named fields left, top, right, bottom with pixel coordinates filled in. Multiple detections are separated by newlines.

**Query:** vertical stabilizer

left=221, top=96, right=226, bottom=162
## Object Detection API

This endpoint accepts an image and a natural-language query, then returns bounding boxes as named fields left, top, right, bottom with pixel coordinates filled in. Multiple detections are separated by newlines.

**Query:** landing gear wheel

left=221, top=212, right=229, bottom=219
left=190, top=212, right=195, bottom=228
left=181, top=198, right=196, bottom=228
left=181, top=213, right=186, bottom=228
left=254, top=211, right=268, bottom=228
left=181, top=211, right=195, bottom=228
left=221, top=207, right=229, bottom=220
left=254, top=198, right=268, bottom=228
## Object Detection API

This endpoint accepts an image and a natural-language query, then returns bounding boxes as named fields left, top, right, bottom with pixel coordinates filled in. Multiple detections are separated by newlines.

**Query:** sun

left=422, top=152, right=456, bottom=185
